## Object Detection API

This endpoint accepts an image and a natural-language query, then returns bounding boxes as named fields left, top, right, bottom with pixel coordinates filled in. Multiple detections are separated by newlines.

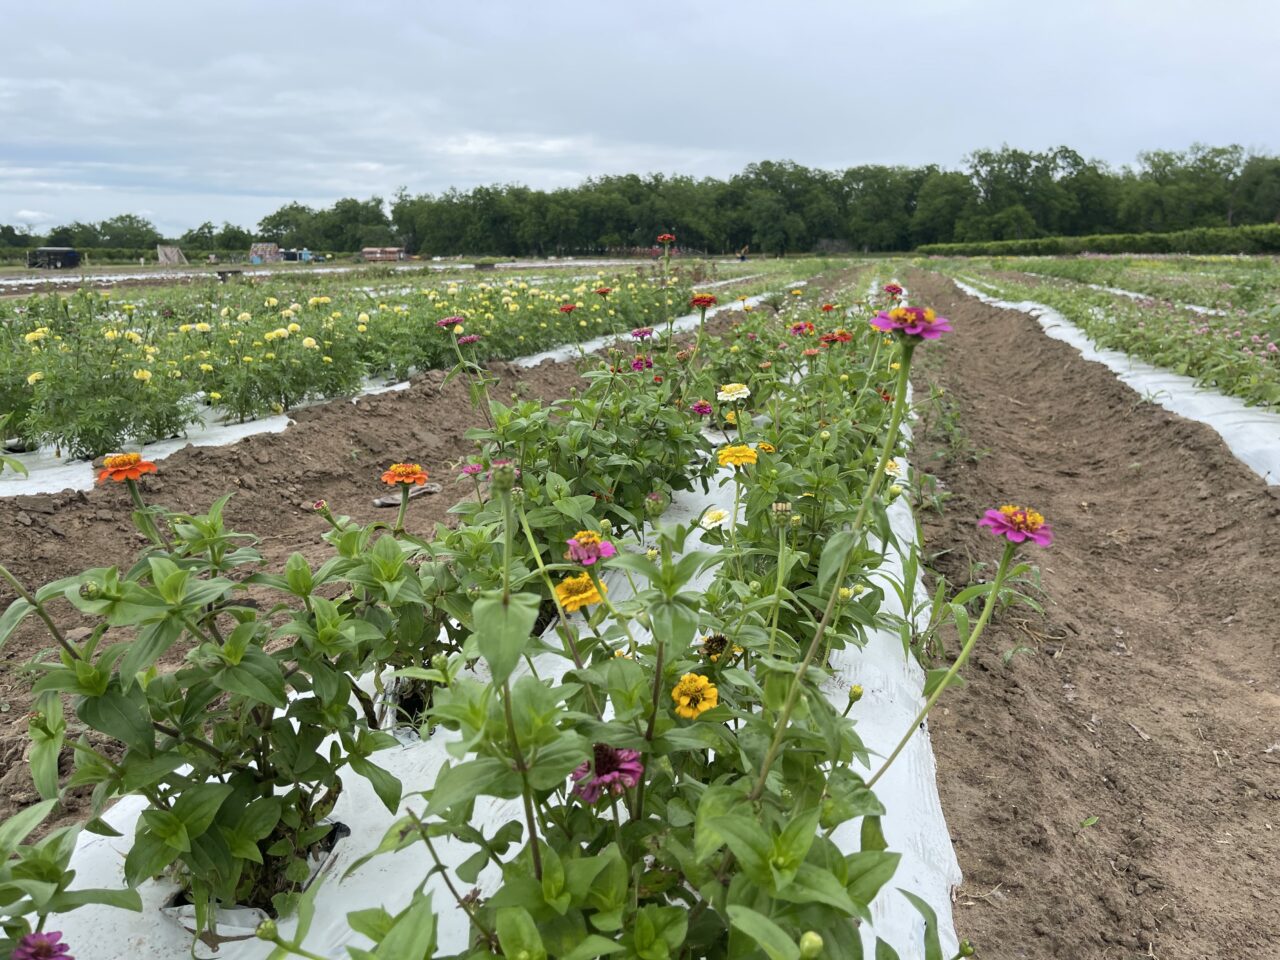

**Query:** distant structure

left=362, top=246, right=405, bottom=262
left=26, top=247, right=80, bottom=269
left=156, top=245, right=188, bottom=265
left=248, top=243, right=283, bottom=265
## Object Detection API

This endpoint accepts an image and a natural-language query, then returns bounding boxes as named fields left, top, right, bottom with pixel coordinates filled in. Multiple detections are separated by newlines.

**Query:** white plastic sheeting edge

left=955, top=277, right=1280, bottom=485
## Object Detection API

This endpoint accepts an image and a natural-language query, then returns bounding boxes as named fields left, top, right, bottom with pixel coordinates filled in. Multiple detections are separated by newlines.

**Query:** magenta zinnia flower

left=883, top=283, right=903, bottom=297
left=630, top=355, right=653, bottom=371
left=566, top=530, right=617, bottom=566
left=459, top=462, right=483, bottom=476
left=870, top=306, right=952, bottom=340
left=691, top=400, right=713, bottom=416
left=457, top=334, right=482, bottom=345
left=437, top=315, right=465, bottom=328
left=631, top=326, right=654, bottom=340
left=570, top=744, right=644, bottom=803
left=13, top=931, right=73, bottom=960
left=978, top=505, right=1053, bottom=546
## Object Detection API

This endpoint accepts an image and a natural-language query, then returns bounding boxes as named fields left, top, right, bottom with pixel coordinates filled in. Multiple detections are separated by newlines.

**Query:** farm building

left=362, top=246, right=405, bottom=262
left=26, top=247, right=81, bottom=268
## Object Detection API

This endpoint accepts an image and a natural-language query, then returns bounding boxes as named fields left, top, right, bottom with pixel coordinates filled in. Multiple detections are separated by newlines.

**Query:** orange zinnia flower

left=381, top=463, right=430, bottom=485
left=97, top=452, right=157, bottom=483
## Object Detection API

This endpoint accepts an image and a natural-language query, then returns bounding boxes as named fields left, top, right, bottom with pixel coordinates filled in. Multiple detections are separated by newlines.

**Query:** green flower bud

left=848, top=684, right=864, bottom=703
left=958, top=941, right=976, bottom=957
left=799, top=931, right=824, bottom=958
left=255, top=919, right=279, bottom=941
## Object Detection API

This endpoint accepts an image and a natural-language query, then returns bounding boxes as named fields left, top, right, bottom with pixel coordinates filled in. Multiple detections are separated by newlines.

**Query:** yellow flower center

left=103, top=452, right=141, bottom=470
left=998, top=504, right=1045, bottom=532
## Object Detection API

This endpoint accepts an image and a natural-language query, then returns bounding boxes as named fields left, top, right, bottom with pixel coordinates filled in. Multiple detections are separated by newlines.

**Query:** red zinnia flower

left=821, top=303, right=837, bottom=312
left=690, top=293, right=717, bottom=310
left=656, top=233, right=676, bottom=245
left=595, top=286, right=612, bottom=297
left=97, top=452, right=158, bottom=483
left=559, top=303, right=576, bottom=314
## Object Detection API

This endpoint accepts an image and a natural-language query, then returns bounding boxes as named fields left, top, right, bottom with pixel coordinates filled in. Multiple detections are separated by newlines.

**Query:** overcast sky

left=4, top=0, right=1277, bottom=236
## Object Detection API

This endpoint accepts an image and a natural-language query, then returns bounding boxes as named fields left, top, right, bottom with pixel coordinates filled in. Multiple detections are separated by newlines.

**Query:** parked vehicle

left=26, top=247, right=81, bottom=269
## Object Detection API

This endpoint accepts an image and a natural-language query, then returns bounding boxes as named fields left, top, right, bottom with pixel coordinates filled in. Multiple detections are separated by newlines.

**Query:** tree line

left=4, top=144, right=1278, bottom=257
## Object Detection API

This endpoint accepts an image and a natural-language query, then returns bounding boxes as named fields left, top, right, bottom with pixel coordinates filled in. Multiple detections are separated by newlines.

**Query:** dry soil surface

left=909, top=268, right=1280, bottom=960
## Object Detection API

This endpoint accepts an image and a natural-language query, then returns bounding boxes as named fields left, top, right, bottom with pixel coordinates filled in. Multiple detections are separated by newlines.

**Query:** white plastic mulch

left=955, top=278, right=1280, bottom=485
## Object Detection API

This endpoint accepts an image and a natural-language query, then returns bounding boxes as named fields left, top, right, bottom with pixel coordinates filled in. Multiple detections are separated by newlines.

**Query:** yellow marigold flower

left=24, top=327, right=49, bottom=343
left=264, top=352, right=276, bottom=360
left=555, top=572, right=605, bottom=613
left=718, top=444, right=758, bottom=468
left=208, top=391, right=222, bottom=401
left=756, top=441, right=776, bottom=454
left=358, top=312, right=370, bottom=323
left=133, top=368, right=152, bottom=382
left=265, top=297, right=279, bottom=307
left=302, top=336, right=318, bottom=349
left=26, top=371, right=43, bottom=385
left=453, top=324, right=464, bottom=335
left=287, top=322, right=301, bottom=333
left=322, top=356, right=333, bottom=363
left=104, top=328, right=119, bottom=341
left=357, top=324, right=367, bottom=333
left=124, top=331, right=143, bottom=344
left=237, top=311, right=252, bottom=322
left=194, top=322, right=211, bottom=332
left=178, top=323, right=192, bottom=333
left=198, top=363, right=214, bottom=372
left=671, top=673, right=718, bottom=719
left=242, top=356, right=254, bottom=363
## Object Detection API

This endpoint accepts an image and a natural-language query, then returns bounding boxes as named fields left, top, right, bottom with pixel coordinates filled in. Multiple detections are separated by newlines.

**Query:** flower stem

left=0, top=563, right=80, bottom=661
left=867, top=542, right=1016, bottom=787
left=394, top=484, right=410, bottom=534
left=746, top=341, right=916, bottom=803
left=503, top=680, right=543, bottom=881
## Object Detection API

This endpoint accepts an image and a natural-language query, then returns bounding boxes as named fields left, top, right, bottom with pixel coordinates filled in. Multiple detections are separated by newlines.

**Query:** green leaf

left=78, top=685, right=154, bottom=752
left=28, top=692, right=65, bottom=800
left=496, top=906, right=546, bottom=960
left=473, top=589, right=540, bottom=685
left=212, top=647, right=287, bottom=708
left=560, top=935, right=626, bottom=960
left=349, top=755, right=403, bottom=812
left=846, top=851, right=901, bottom=915
left=119, top=617, right=184, bottom=686
left=726, top=906, right=800, bottom=960
left=171, top=783, right=234, bottom=839
left=875, top=937, right=902, bottom=960
left=53, top=887, right=143, bottom=913
left=0, top=597, right=34, bottom=651
left=426, top=757, right=517, bottom=814
left=0, top=798, right=56, bottom=860
left=900, top=890, right=944, bottom=960
left=818, top=530, right=859, bottom=591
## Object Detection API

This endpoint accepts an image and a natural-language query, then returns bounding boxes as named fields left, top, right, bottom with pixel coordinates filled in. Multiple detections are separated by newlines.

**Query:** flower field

left=0, top=251, right=1069, bottom=960
left=6, top=248, right=1280, bottom=959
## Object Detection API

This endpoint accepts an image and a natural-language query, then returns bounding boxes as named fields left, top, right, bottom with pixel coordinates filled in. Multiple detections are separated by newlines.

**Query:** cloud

left=2, top=0, right=1277, bottom=234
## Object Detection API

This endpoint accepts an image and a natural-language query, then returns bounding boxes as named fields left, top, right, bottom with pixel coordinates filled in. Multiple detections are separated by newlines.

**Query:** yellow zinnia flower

left=555, top=572, right=605, bottom=613
left=717, top=444, right=758, bottom=468
left=671, top=673, right=718, bottom=719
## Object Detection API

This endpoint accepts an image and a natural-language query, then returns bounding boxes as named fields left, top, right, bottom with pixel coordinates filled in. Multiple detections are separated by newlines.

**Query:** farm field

left=935, top=256, right=1280, bottom=410
left=3, top=253, right=1279, bottom=960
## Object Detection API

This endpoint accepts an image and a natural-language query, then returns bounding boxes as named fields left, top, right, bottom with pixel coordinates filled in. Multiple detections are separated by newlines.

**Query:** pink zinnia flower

left=460, top=462, right=483, bottom=476
left=457, top=334, right=482, bottom=345
left=13, top=931, right=73, bottom=960
left=570, top=743, right=644, bottom=803
left=691, top=400, right=713, bottom=416
left=437, top=315, right=464, bottom=328
left=631, top=355, right=653, bottom=371
left=883, top=283, right=903, bottom=297
left=978, top=505, right=1053, bottom=546
left=631, top=326, right=654, bottom=340
left=871, top=306, right=952, bottom=340
left=566, top=530, right=617, bottom=566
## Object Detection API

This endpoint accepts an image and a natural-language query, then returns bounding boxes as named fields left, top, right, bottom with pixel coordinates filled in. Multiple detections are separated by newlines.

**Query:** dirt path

left=907, top=269, right=1280, bottom=959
